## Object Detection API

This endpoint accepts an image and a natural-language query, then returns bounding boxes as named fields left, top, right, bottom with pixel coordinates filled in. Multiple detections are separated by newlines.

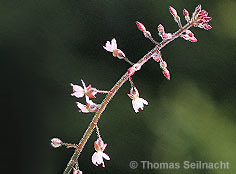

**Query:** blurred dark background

left=1, top=0, right=235, bottom=173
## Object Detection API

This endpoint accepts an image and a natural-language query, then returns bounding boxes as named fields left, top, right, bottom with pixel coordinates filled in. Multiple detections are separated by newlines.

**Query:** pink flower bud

left=163, top=69, right=170, bottom=80
left=169, top=6, right=178, bottom=17
left=162, top=33, right=172, bottom=40
left=128, top=63, right=141, bottom=76
left=189, top=36, right=198, bottom=42
left=195, top=4, right=202, bottom=13
left=183, top=9, right=189, bottom=16
left=157, top=24, right=165, bottom=33
left=203, top=24, right=212, bottom=30
left=51, top=138, right=63, bottom=148
left=136, top=21, right=146, bottom=32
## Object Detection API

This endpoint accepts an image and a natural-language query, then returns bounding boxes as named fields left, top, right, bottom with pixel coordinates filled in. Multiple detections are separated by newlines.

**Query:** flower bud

left=162, top=33, right=172, bottom=40
left=203, top=24, right=212, bottom=30
left=136, top=21, right=146, bottom=32
left=157, top=24, right=165, bottom=33
left=128, top=63, right=141, bottom=76
left=51, top=138, right=63, bottom=148
left=169, top=6, right=178, bottom=17
left=183, top=9, right=189, bottom=16
left=163, top=68, right=170, bottom=80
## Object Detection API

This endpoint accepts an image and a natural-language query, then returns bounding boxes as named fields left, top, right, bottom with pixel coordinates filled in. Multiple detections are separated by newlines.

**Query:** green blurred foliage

left=1, top=0, right=235, bottom=173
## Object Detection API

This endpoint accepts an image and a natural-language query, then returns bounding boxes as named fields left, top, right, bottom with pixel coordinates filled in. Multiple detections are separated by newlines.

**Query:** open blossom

left=128, top=87, right=148, bottom=113
left=76, top=97, right=99, bottom=113
left=103, top=38, right=126, bottom=59
left=92, top=138, right=110, bottom=167
left=71, top=79, right=97, bottom=98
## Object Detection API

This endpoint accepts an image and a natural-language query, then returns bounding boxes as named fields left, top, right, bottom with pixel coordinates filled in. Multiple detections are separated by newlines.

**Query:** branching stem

left=63, top=21, right=193, bottom=174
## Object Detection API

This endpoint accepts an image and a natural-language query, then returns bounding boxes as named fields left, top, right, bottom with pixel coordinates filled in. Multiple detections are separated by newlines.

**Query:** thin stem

left=123, top=57, right=134, bottom=65
left=95, top=125, right=101, bottom=139
left=63, top=21, right=193, bottom=174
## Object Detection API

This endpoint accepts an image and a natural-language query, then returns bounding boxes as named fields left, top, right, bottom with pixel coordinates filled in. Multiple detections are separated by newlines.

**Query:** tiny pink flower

left=71, top=79, right=97, bottom=98
left=128, top=87, right=148, bottom=113
left=76, top=97, right=99, bottom=113
left=169, top=6, right=178, bottom=17
left=92, top=138, right=110, bottom=167
left=73, top=167, right=82, bottom=174
left=136, top=21, right=146, bottom=32
left=103, top=38, right=126, bottom=59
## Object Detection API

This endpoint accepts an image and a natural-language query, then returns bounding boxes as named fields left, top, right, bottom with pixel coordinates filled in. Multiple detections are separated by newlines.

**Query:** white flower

left=128, top=87, right=148, bottom=113
left=103, top=38, right=117, bottom=52
left=71, top=79, right=98, bottom=98
left=132, top=97, right=148, bottom=113
left=92, top=151, right=110, bottom=167
left=103, top=38, right=126, bottom=59
left=76, top=96, right=99, bottom=113
left=92, top=138, right=110, bottom=167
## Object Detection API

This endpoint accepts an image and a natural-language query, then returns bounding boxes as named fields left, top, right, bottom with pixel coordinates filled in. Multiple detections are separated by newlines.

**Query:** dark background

left=1, top=0, right=235, bottom=173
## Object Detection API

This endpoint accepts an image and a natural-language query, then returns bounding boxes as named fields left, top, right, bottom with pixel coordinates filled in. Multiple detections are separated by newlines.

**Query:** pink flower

left=103, top=38, right=126, bottom=59
left=127, top=63, right=141, bottom=76
left=76, top=97, right=99, bottom=113
left=71, top=79, right=97, bottom=98
left=128, top=87, right=148, bottom=113
left=72, top=167, right=82, bottom=174
left=92, top=138, right=110, bottom=167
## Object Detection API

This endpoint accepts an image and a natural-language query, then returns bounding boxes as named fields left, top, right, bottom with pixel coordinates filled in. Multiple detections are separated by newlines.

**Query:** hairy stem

left=63, top=21, right=193, bottom=174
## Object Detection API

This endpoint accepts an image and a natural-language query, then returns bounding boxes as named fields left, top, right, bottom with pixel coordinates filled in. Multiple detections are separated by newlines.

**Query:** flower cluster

left=71, top=79, right=110, bottom=113
left=192, top=4, right=212, bottom=30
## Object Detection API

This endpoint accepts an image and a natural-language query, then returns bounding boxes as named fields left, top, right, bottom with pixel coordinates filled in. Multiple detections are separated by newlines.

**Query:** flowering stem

left=63, top=21, right=194, bottom=174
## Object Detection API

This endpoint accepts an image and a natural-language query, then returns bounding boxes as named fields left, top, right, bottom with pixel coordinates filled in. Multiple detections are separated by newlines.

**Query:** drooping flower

left=92, top=138, right=110, bottom=167
left=76, top=96, right=99, bottom=113
left=128, top=87, right=148, bottom=113
left=103, top=38, right=126, bottom=59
